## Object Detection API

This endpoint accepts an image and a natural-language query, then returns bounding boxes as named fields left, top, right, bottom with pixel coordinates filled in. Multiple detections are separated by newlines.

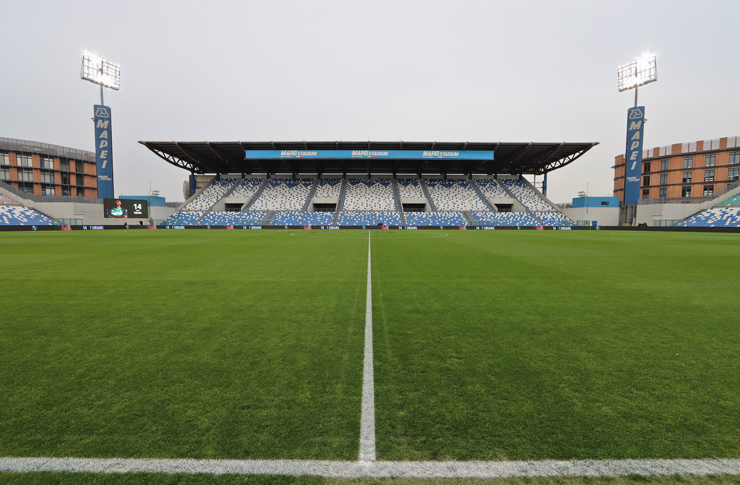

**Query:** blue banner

left=244, top=150, right=493, bottom=160
left=624, top=106, right=645, bottom=205
left=94, top=105, right=114, bottom=199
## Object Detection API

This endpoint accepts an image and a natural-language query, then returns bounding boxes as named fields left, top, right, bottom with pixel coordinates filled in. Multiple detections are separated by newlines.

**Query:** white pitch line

left=359, top=230, right=376, bottom=462
left=2, top=457, right=739, bottom=478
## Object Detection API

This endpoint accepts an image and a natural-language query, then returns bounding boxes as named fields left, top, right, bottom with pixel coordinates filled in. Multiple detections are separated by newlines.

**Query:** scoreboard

left=104, top=198, right=149, bottom=218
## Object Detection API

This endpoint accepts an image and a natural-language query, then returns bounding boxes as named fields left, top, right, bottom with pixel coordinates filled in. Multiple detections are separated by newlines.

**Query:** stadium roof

left=139, top=140, right=598, bottom=176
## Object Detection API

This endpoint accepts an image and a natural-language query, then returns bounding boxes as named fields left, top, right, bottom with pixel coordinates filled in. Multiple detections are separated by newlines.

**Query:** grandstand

left=684, top=207, right=740, bottom=227
left=161, top=174, right=576, bottom=228
left=0, top=205, right=53, bottom=225
left=138, top=140, right=598, bottom=228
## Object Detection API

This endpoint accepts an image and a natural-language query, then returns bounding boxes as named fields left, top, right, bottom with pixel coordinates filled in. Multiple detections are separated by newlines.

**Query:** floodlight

left=80, top=51, right=121, bottom=90
left=617, top=53, right=657, bottom=92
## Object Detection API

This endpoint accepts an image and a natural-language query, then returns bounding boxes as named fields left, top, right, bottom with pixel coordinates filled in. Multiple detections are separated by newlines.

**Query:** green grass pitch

left=1, top=229, right=739, bottom=464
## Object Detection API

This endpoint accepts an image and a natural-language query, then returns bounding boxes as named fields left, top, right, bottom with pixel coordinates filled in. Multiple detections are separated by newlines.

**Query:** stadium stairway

left=470, top=180, right=498, bottom=212
left=178, top=178, right=212, bottom=211
left=496, top=178, right=523, bottom=205
left=494, top=178, right=557, bottom=225
left=520, top=177, right=561, bottom=211
left=190, top=179, right=239, bottom=224
left=419, top=179, right=438, bottom=211
left=242, top=179, right=270, bottom=211
left=192, top=212, right=208, bottom=225
left=495, top=178, right=538, bottom=220
left=530, top=212, right=545, bottom=225
left=391, top=180, right=406, bottom=225
left=216, top=179, right=242, bottom=202
left=302, top=180, right=319, bottom=211
left=332, top=179, right=348, bottom=225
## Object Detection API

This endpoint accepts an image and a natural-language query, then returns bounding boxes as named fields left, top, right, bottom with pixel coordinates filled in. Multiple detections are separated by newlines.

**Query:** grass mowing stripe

left=1, top=457, right=739, bottom=478
left=372, top=231, right=740, bottom=461
left=359, top=231, right=376, bottom=462
left=0, top=230, right=367, bottom=460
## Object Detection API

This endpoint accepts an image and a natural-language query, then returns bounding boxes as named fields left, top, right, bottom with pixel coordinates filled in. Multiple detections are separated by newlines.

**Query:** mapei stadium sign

left=94, top=105, right=114, bottom=199
left=624, top=106, right=646, bottom=205
left=245, top=150, right=494, bottom=160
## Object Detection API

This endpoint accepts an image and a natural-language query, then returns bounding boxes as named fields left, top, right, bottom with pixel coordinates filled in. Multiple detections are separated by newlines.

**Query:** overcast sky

left=1, top=0, right=738, bottom=203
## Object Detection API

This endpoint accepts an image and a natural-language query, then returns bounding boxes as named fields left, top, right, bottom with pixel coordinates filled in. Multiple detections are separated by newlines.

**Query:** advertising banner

left=94, top=105, right=114, bottom=199
left=624, top=106, right=646, bottom=205
left=245, top=150, right=494, bottom=160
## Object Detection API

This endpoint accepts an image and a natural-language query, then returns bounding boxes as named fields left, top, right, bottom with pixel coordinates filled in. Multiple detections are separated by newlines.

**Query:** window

left=730, top=152, right=740, bottom=166
left=17, top=154, right=32, bottom=167
left=704, top=170, right=715, bottom=182
left=61, top=186, right=71, bottom=196
left=0, top=167, right=9, bottom=180
left=660, top=159, right=669, bottom=171
left=660, top=173, right=668, bottom=185
left=60, top=160, right=69, bottom=172
left=642, top=176, right=650, bottom=187
left=643, top=162, right=651, bottom=173
left=682, top=171, right=692, bottom=183
left=76, top=187, right=84, bottom=196
left=729, top=167, right=739, bottom=181
left=76, top=174, right=84, bottom=186
left=0, top=153, right=9, bottom=165
left=61, top=173, right=70, bottom=185
left=642, top=189, right=649, bottom=199
left=705, top=154, right=716, bottom=167
left=41, top=185, right=55, bottom=196
left=684, top=156, right=693, bottom=169
left=682, top=186, right=692, bottom=197
left=18, top=182, right=34, bottom=193
left=41, top=171, right=54, bottom=184
left=17, top=168, right=33, bottom=182
left=75, top=161, right=84, bottom=173
left=40, top=157, right=54, bottom=169
left=703, top=185, right=714, bottom=197
left=659, top=187, right=667, bottom=198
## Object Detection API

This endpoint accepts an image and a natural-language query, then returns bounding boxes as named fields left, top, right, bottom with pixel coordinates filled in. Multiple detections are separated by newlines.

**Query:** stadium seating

left=533, top=211, right=575, bottom=226
left=163, top=211, right=204, bottom=225
left=343, top=179, right=395, bottom=210
left=250, top=179, right=313, bottom=210
left=397, top=179, right=425, bottom=198
left=272, top=211, right=335, bottom=226
left=225, top=179, right=262, bottom=200
left=0, top=206, right=53, bottom=225
left=403, top=211, right=466, bottom=226
left=198, top=211, right=267, bottom=225
left=0, top=194, right=20, bottom=205
left=313, top=179, right=342, bottom=198
left=499, top=179, right=554, bottom=211
left=336, top=211, right=402, bottom=226
left=425, top=179, right=488, bottom=211
left=684, top=207, right=740, bottom=227
left=471, top=211, right=540, bottom=226
left=716, top=193, right=740, bottom=207
left=475, top=179, right=510, bottom=199
left=183, top=178, right=236, bottom=210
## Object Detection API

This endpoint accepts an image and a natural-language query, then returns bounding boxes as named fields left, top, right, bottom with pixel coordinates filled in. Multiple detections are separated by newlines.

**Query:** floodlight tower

left=617, top=53, right=657, bottom=222
left=80, top=51, right=120, bottom=199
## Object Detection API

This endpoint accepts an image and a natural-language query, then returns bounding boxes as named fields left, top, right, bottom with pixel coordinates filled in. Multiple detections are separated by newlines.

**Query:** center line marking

left=359, top=230, right=376, bottom=462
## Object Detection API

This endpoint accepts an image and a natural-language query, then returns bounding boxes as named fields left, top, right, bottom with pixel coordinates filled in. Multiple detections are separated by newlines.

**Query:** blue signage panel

left=244, top=150, right=493, bottom=160
left=624, top=106, right=646, bottom=205
left=94, top=105, right=114, bottom=199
